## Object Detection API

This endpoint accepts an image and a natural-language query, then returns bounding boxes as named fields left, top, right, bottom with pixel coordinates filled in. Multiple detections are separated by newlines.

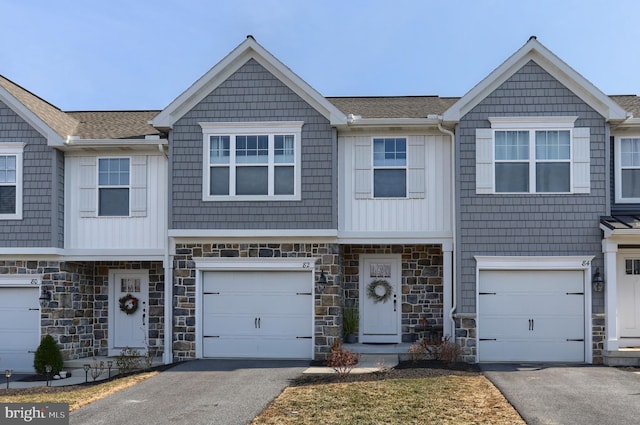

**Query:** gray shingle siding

left=0, top=100, right=55, bottom=247
left=456, top=61, right=606, bottom=314
left=170, top=59, right=336, bottom=230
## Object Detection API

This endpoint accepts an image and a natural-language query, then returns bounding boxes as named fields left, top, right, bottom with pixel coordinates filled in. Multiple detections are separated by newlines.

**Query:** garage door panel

left=202, top=271, right=312, bottom=359
left=480, top=339, right=584, bottom=363
left=0, top=287, right=40, bottom=372
left=203, top=336, right=310, bottom=359
left=478, top=269, right=585, bottom=363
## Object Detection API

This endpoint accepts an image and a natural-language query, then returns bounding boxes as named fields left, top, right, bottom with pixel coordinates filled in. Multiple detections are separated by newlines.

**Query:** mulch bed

left=291, top=360, right=481, bottom=386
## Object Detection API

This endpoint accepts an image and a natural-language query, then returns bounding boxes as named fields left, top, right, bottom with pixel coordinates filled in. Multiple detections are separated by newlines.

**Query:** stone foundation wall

left=342, top=244, right=444, bottom=343
left=172, top=242, right=341, bottom=361
left=592, top=314, right=605, bottom=364
left=455, top=315, right=476, bottom=363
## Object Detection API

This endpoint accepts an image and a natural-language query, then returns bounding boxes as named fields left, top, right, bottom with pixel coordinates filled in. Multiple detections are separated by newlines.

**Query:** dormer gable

left=443, top=36, right=628, bottom=123
left=151, top=36, right=347, bottom=129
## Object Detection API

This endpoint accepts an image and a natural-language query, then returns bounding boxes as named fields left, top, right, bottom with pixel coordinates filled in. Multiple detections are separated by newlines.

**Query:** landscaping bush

left=326, top=339, right=360, bottom=379
left=33, top=334, right=64, bottom=375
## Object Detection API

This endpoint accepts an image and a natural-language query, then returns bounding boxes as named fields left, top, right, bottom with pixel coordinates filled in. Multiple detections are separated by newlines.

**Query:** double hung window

left=0, top=143, right=23, bottom=219
left=98, top=158, right=130, bottom=216
left=617, top=138, right=640, bottom=202
left=373, top=138, right=407, bottom=198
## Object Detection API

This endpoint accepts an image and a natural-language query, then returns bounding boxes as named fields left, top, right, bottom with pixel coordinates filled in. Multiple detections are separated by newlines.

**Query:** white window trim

left=488, top=117, right=578, bottom=194
left=200, top=121, right=303, bottom=201
left=97, top=156, right=131, bottom=217
left=372, top=137, right=408, bottom=199
left=614, top=135, right=640, bottom=203
left=0, top=142, right=24, bottom=220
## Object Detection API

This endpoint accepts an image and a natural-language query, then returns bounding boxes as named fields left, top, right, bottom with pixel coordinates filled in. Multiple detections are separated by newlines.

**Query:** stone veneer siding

left=342, top=244, right=444, bottom=343
left=455, top=316, right=476, bottom=362
left=0, top=259, right=164, bottom=361
left=172, top=242, right=341, bottom=361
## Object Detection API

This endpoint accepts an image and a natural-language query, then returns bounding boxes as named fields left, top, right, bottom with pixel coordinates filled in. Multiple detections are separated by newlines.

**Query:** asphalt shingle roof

left=67, top=111, right=162, bottom=139
left=327, top=96, right=459, bottom=118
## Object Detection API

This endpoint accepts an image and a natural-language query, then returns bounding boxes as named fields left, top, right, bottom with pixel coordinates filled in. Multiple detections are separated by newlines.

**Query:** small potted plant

left=343, top=307, right=358, bottom=343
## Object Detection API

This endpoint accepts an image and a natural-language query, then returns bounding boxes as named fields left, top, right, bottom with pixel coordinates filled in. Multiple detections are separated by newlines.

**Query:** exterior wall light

left=592, top=268, right=604, bottom=292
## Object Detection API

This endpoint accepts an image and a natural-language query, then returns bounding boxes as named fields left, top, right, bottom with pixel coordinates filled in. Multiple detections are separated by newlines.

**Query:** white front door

left=110, top=270, right=148, bottom=354
left=618, top=257, right=640, bottom=345
left=360, top=255, right=402, bottom=343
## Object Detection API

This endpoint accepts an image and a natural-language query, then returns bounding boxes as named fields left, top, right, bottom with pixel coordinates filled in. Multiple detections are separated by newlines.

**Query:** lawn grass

left=0, top=372, right=158, bottom=412
left=252, top=375, right=524, bottom=425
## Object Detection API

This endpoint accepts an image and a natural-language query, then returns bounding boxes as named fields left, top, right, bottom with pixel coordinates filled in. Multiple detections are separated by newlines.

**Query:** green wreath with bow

left=366, top=279, right=393, bottom=303
left=119, top=293, right=139, bottom=315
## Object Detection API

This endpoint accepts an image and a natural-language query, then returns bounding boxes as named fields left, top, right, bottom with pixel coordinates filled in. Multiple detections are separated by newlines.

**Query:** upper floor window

left=0, top=143, right=24, bottom=220
left=494, top=130, right=570, bottom=193
left=373, top=138, right=407, bottom=197
left=616, top=137, right=640, bottom=202
left=475, top=117, right=590, bottom=195
left=98, top=158, right=130, bottom=216
left=201, top=122, right=303, bottom=201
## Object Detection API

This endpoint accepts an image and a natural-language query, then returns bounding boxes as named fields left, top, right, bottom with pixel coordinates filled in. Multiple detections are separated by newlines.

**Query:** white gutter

left=437, top=121, right=457, bottom=338
left=344, top=116, right=441, bottom=128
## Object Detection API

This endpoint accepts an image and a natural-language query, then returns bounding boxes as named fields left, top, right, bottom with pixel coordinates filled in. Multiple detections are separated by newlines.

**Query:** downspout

left=437, top=122, right=457, bottom=337
left=162, top=135, right=173, bottom=365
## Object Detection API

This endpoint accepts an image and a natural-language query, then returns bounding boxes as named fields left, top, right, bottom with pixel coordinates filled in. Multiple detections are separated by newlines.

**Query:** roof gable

left=0, top=75, right=76, bottom=145
left=443, top=37, right=628, bottom=123
left=152, top=36, right=347, bottom=129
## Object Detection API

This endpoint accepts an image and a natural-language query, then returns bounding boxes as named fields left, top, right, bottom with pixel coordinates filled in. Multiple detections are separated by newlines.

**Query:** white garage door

left=202, top=271, right=312, bottom=359
left=0, top=286, right=40, bottom=372
left=478, top=270, right=585, bottom=363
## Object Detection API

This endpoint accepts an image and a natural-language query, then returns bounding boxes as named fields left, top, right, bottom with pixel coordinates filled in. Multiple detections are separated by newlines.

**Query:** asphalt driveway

left=481, top=364, right=640, bottom=425
left=70, top=359, right=307, bottom=425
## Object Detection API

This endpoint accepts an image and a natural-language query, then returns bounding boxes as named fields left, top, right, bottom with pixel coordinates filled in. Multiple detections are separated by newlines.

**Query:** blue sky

left=2, top=0, right=639, bottom=111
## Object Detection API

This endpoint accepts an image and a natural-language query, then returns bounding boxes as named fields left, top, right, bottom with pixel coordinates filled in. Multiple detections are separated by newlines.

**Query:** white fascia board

left=60, top=138, right=168, bottom=151
left=169, top=229, right=338, bottom=239
left=474, top=255, right=594, bottom=269
left=193, top=256, right=320, bottom=271
left=341, top=118, right=442, bottom=129
left=0, top=248, right=63, bottom=258
left=0, top=85, right=65, bottom=146
left=613, top=118, right=640, bottom=129
left=599, top=224, right=640, bottom=239
left=62, top=249, right=165, bottom=261
left=338, top=231, right=452, bottom=241
left=443, top=38, right=628, bottom=123
left=151, top=37, right=346, bottom=128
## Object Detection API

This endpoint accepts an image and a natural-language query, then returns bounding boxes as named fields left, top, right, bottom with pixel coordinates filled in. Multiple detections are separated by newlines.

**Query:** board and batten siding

left=64, top=153, right=167, bottom=250
left=170, top=59, right=336, bottom=231
left=339, top=133, right=452, bottom=236
left=456, top=60, right=607, bottom=314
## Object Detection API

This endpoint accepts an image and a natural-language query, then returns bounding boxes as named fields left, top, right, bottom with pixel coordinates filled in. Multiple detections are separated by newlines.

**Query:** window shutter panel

left=475, top=128, right=494, bottom=194
left=354, top=138, right=372, bottom=199
left=408, top=137, right=426, bottom=198
left=79, top=157, right=97, bottom=217
left=572, top=127, right=590, bottom=194
left=130, top=156, right=148, bottom=217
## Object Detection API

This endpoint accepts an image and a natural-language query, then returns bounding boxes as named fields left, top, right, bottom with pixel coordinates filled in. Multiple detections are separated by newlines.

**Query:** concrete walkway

left=482, top=364, right=640, bottom=425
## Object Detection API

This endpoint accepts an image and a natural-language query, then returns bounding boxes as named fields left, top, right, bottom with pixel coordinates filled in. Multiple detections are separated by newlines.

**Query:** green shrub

left=33, top=334, right=64, bottom=375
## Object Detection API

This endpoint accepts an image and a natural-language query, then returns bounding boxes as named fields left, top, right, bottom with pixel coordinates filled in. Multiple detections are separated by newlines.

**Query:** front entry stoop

left=603, top=348, right=640, bottom=366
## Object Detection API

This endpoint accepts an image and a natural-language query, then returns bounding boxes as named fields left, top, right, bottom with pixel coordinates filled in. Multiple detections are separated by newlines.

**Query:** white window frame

left=614, top=135, right=640, bottom=203
left=489, top=117, right=577, bottom=194
left=372, top=137, right=408, bottom=198
left=200, top=121, right=303, bottom=201
left=0, top=143, right=24, bottom=220
left=97, top=156, right=131, bottom=217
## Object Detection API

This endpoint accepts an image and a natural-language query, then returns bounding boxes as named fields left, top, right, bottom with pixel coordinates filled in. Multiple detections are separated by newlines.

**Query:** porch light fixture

left=5, top=369, right=11, bottom=389
left=318, top=271, right=327, bottom=293
left=39, top=287, right=52, bottom=308
left=592, top=268, right=604, bottom=292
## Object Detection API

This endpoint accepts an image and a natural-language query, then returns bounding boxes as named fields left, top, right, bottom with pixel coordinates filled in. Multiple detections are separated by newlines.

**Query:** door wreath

left=119, top=293, right=139, bottom=315
left=366, top=279, right=393, bottom=303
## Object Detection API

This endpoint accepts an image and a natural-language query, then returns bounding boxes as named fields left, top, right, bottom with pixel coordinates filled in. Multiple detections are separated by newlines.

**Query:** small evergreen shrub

left=33, top=334, right=64, bottom=375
